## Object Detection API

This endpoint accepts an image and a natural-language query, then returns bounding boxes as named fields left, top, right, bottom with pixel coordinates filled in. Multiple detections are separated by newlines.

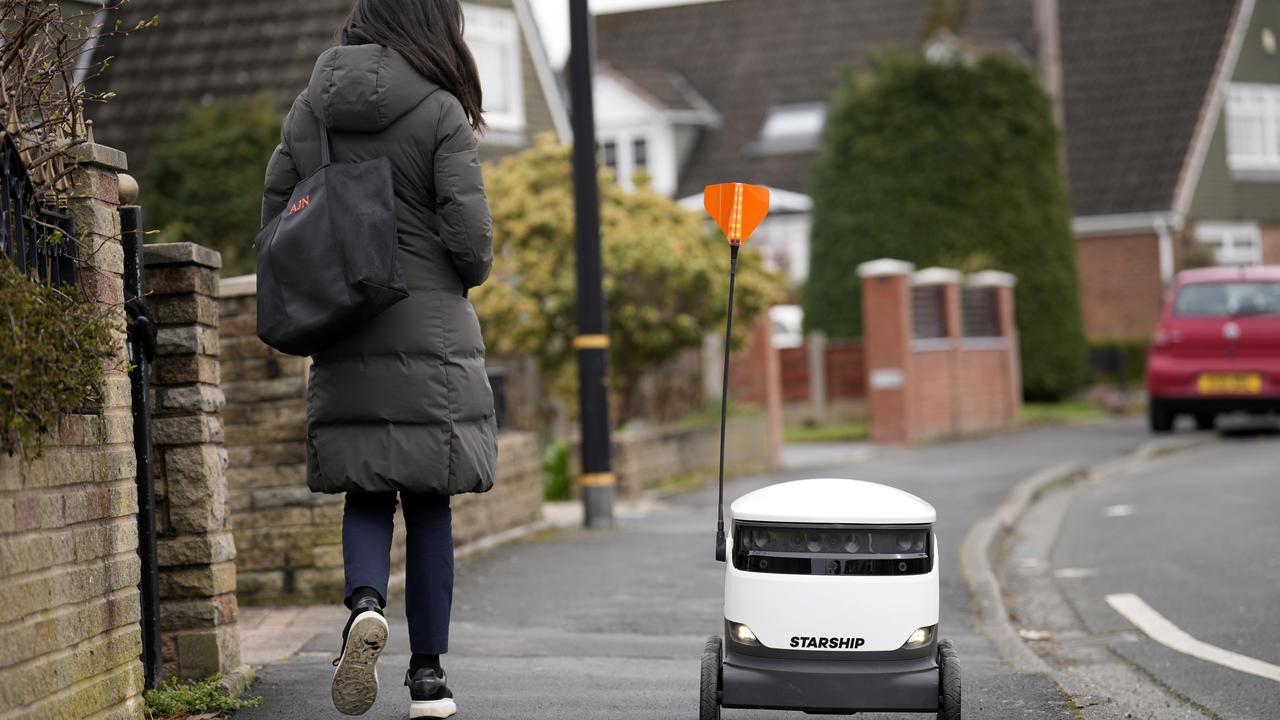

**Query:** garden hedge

left=804, top=54, right=1088, bottom=400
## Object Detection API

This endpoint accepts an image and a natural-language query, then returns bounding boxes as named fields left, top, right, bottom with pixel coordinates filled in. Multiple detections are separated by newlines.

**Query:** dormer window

left=753, top=103, right=827, bottom=155
left=464, top=3, right=525, bottom=133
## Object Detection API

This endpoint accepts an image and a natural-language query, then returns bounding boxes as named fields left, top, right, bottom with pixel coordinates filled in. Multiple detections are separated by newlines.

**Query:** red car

left=1147, top=265, right=1280, bottom=433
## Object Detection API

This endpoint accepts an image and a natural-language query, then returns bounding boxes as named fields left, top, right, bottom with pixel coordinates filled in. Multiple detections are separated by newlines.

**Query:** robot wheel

left=700, top=635, right=722, bottom=720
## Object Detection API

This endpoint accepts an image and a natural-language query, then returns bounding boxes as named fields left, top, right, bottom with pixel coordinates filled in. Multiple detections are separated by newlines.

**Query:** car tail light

left=732, top=522, right=933, bottom=576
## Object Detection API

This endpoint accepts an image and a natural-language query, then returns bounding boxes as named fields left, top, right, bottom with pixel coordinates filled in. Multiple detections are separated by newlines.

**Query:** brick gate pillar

left=858, top=259, right=915, bottom=444
left=143, top=242, right=240, bottom=679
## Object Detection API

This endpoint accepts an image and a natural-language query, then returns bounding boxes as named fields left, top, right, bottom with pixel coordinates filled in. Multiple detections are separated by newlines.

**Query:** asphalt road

left=236, top=422, right=1150, bottom=720
left=1047, top=433, right=1280, bottom=720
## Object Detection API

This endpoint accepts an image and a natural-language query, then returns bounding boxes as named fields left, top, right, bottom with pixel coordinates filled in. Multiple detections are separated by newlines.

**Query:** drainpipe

left=1155, top=216, right=1175, bottom=285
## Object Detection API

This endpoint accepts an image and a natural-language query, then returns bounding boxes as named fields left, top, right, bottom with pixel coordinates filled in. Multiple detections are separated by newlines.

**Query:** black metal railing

left=0, top=134, right=78, bottom=285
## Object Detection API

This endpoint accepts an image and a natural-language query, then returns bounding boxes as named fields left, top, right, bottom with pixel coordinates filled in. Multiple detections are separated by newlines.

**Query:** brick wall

left=1262, top=222, right=1280, bottom=265
left=143, top=243, right=240, bottom=679
left=1076, top=231, right=1165, bottom=341
left=0, top=145, right=147, bottom=719
left=217, top=277, right=544, bottom=605
left=859, top=261, right=1021, bottom=444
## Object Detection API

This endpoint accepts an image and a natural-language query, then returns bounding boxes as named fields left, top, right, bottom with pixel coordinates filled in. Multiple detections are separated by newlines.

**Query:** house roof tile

left=1059, top=0, right=1238, bottom=217
left=596, top=0, right=1036, bottom=199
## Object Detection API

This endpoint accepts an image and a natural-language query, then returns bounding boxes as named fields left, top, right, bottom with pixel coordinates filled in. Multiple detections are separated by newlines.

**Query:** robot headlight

left=732, top=522, right=933, bottom=576
left=729, top=621, right=761, bottom=646
left=901, top=625, right=935, bottom=649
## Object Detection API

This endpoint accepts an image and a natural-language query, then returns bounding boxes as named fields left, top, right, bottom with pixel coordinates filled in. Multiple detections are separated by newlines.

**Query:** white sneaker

left=331, top=610, right=389, bottom=715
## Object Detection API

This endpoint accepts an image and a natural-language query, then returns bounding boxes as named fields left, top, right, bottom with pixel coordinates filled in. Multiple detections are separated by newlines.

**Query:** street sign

left=704, top=182, right=770, bottom=246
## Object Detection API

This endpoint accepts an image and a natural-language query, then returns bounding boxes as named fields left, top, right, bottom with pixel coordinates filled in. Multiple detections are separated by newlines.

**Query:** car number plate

left=1197, top=373, right=1262, bottom=395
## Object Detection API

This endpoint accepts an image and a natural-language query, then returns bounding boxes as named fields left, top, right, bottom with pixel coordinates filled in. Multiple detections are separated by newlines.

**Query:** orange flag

left=704, top=183, right=770, bottom=246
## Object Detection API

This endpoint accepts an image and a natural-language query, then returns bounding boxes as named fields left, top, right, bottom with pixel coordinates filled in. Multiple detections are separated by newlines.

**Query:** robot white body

left=703, top=478, right=960, bottom=718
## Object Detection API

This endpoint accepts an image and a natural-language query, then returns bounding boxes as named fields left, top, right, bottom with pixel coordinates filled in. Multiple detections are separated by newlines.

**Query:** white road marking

left=1106, top=593, right=1280, bottom=683
left=1102, top=504, right=1135, bottom=517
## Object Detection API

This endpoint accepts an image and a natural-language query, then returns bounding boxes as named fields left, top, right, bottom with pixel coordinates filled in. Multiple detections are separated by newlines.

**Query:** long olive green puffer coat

left=261, top=44, right=497, bottom=496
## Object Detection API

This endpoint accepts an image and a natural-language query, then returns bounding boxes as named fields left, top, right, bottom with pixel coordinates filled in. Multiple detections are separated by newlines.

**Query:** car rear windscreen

left=1174, top=281, right=1280, bottom=317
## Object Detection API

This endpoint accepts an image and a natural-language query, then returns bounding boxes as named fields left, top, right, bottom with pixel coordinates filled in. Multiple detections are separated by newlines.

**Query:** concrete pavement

left=234, top=422, right=1151, bottom=720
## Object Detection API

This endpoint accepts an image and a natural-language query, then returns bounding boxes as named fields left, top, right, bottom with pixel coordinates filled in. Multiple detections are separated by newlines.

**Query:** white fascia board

left=1172, top=0, right=1255, bottom=220
left=1072, top=212, right=1179, bottom=237
left=676, top=186, right=812, bottom=213
left=513, top=0, right=571, bottom=142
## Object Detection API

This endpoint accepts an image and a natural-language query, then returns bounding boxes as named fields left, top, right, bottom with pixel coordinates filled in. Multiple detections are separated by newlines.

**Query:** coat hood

left=306, top=44, right=440, bottom=132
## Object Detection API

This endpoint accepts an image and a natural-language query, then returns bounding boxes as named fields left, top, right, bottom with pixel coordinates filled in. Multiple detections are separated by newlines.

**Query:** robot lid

left=731, top=478, right=936, bottom=525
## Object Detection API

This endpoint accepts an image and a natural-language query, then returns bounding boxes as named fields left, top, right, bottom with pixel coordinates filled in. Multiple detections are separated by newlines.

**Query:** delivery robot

left=700, top=184, right=961, bottom=719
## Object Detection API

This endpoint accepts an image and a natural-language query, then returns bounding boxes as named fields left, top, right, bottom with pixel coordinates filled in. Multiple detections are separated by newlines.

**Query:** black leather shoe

left=330, top=597, right=387, bottom=715
left=405, top=667, right=456, bottom=719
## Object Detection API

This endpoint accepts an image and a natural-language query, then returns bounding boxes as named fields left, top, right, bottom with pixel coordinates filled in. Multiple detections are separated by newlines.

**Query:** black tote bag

left=255, top=111, right=408, bottom=356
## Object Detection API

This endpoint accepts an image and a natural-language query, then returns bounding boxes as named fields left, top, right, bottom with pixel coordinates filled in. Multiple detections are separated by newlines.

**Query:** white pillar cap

left=856, top=258, right=916, bottom=278
left=911, top=267, right=963, bottom=286
left=966, top=270, right=1018, bottom=288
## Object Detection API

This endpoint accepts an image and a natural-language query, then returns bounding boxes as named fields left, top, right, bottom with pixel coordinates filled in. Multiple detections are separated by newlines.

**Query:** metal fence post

left=121, top=204, right=163, bottom=689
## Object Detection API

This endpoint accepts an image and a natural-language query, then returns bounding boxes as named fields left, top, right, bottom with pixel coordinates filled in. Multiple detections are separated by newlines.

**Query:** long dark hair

left=339, top=0, right=486, bottom=131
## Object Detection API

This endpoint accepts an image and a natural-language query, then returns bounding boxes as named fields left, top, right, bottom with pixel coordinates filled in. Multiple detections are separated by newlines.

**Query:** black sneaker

left=330, top=596, right=388, bottom=715
left=405, top=667, right=456, bottom=719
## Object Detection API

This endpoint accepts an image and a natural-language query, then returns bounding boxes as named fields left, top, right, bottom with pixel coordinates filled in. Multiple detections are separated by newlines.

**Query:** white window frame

left=463, top=3, right=525, bottom=133
left=1225, top=83, right=1280, bottom=174
left=753, top=103, right=827, bottom=155
left=1195, top=221, right=1262, bottom=266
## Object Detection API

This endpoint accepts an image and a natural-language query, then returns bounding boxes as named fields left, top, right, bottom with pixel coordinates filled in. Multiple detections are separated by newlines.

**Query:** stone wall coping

left=966, top=270, right=1018, bottom=288
left=911, top=266, right=964, bottom=286
left=220, top=274, right=258, bottom=298
left=145, top=242, right=223, bottom=270
left=69, top=142, right=128, bottom=172
left=856, top=258, right=916, bottom=278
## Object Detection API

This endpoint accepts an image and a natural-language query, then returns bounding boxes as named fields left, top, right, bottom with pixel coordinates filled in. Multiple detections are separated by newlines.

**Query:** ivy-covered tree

left=475, top=137, right=784, bottom=424
left=143, top=98, right=282, bottom=275
left=804, top=53, right=1087, bottom=400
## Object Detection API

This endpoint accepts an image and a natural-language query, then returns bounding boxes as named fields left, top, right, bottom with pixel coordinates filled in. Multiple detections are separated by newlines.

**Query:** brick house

left=590, top=0, right=1280, bottom=340
left=1067, top=0, right=1280, bottom=341
left=87, top=0, right=568, bottom=171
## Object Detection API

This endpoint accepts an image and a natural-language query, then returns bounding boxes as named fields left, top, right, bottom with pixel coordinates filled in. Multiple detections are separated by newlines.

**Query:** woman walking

left=260, top=1, right=497, bottom=716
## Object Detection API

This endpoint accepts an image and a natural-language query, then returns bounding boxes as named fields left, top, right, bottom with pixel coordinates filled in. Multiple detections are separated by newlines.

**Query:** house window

left=463, top=3, right=525, bottom=132
left=601, top=140, right=618, bottom=172
left=754, top=103, right=827, bottom=154
left=632, top=138, right=648, bottom=170
left=1225, top=83, right=1280, bottom=173
left=1195, top=222, right=1262, bottom=266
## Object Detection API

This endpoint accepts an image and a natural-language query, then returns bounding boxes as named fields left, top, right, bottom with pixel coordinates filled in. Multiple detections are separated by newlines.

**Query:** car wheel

left=1149, top=401, right=1174, bottom=433
left=700, top=636, right=722, bottom=720
left=1194, top=412, right=1216, bottom=431
left=938, top=638, right=961, bottom=720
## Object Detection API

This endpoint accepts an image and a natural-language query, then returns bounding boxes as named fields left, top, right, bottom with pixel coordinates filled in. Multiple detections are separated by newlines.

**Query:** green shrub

left=144, top=676, right=261, bottom=719
left=0, top=261, right=117, bottom=453
left=541, top=439, right=571, bottom=501
left=143, top=97, right=282, bottom=276
left=805, top=53, right=1088, bottom=400
left=475, top=138, right=785, bottom=424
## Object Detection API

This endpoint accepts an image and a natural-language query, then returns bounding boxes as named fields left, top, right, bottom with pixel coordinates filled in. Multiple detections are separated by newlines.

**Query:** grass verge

left=1019, top=400, right=1112, bottom=427
left=783, top=421, right=869, bottom=443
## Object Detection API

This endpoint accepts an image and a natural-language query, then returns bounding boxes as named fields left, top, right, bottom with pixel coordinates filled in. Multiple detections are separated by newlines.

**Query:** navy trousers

left=342, top=491, right=453, bottom=654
